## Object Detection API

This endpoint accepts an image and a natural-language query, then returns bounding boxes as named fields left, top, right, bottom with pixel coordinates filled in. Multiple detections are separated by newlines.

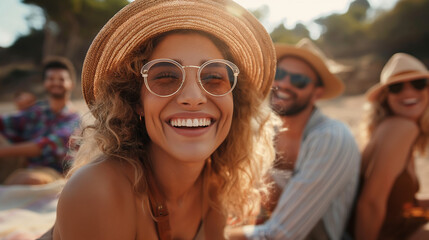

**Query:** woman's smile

left=139, top=33, right=234, bottom=163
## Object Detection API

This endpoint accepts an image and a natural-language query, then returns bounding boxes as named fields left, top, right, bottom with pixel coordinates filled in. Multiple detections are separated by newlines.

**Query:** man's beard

left=271, top=90, right=313, bottom=116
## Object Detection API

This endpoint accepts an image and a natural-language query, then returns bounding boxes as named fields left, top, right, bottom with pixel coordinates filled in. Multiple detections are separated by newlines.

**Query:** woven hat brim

left=82, top=0, right=276, bottom=107
left=275, top=44, right=344, bottom=100
left=366, top=72, right=429, bottom=102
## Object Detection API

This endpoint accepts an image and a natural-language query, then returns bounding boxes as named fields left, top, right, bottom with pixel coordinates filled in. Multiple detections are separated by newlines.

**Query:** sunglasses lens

left=290, top=74, right=312, bottom=89
left=146, top=62, right=183, bottom=96
left=410, top=78, right=428, bottom=90
left=274, top=67, right=312, bottom=89
left=388, top=82, right=403, bottom=94
left=275, top=68, right=287, bottom=81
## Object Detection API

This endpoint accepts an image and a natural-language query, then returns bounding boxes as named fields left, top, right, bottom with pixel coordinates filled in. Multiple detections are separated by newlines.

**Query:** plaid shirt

left=0, top=101, right=80, bottom=172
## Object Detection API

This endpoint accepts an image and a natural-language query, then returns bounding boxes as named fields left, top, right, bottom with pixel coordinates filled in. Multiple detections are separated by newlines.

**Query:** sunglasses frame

left=274, top=67, right=314, bottom=89
left=387, top=78, right=428, bottom=94
left=141, top=58, right=239, bottom=97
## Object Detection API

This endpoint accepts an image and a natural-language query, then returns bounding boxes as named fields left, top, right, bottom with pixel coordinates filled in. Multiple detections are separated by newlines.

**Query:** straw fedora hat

left=81, top=0, right=276, bottom=107
left=274, top=38, right=344, bottom=100
left=366, top=53, right=429, bottom=101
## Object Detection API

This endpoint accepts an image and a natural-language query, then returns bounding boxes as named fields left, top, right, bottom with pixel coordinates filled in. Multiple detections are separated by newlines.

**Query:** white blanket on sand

left=0, top=180, right=64, bottom=240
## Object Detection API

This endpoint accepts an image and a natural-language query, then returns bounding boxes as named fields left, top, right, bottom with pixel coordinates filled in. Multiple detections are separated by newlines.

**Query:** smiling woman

left=354, top=53, right=429, bottom=240
left=37, top=1, right=279, bottom=240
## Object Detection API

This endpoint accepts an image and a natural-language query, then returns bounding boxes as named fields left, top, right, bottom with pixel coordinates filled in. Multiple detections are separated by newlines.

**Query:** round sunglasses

left=274, top=68, right=313, bottom=89
left=387, top=78, right=428, bottom=94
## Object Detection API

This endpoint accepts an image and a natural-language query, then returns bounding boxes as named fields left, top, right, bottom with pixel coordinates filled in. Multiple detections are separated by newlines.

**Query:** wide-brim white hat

left=366, top=52, right=429, bottom=101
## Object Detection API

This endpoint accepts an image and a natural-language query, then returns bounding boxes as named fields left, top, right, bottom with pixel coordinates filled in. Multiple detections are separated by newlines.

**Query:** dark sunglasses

left=387, top=78, right=428, bottom=94
left=274, top=68, right=313, bottom=89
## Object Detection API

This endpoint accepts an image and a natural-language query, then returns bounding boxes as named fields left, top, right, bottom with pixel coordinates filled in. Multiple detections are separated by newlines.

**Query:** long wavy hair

left=68, top=29, right=279, bottom=220
left=363, top=88, right=429, bottom=156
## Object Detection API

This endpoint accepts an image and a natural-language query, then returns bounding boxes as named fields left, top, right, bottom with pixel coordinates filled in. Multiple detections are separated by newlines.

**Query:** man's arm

left=244, top=124, right=360, bottom=239
left=0, top=112, right=79, bottom=161
left=0, top=142, right=41, bottom=158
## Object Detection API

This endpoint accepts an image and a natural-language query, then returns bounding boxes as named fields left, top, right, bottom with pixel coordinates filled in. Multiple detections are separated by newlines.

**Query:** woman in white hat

left=40, top=0, right=279, bottom=239
left=355, top=53, right=429, bottom=240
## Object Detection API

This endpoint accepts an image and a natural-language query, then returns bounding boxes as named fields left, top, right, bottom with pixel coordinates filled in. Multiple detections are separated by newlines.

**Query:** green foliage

left=250, top=4, right=269, bottom=21
left=0, top=0, right=129, bottom=99
left=249, top=4, right=310, bottom=44
left=316, top=0, right=371, bottom=57
left=1, top=68, right=39, bottom=87
left=271, top=23, right=310, bottom=44
left=348, top=0, right=370, bottom=22
left=370, top=0, right=429, bottom=58
left=21, top=0, right=128, bottom=61
left=4, top=29, right=44, bottom=63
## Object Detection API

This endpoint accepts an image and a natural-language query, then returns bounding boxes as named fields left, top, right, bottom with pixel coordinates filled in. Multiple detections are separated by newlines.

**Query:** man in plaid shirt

left=0, top=57, right=80, bottom=184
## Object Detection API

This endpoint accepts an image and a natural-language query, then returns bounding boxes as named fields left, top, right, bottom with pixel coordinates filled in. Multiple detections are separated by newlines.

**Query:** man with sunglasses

left=228, top=39, right=361, bottom=240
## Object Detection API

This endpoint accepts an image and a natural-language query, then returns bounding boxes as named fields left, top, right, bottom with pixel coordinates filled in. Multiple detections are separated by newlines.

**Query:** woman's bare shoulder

left=373, top=117, right=419, bottom=142
left=55, top=159, right=138, bottom=239
left=62, top=160, right=134, bottom=200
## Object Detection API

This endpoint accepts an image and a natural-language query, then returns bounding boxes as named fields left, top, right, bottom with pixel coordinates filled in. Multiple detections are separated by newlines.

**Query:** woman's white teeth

left=170, top=118, right=211, bottom=127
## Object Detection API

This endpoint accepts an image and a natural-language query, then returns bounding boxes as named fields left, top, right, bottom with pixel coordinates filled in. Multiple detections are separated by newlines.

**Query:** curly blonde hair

left=68, top=29, right=279, bottom=221
left=363, top=88, right=429, bottom=156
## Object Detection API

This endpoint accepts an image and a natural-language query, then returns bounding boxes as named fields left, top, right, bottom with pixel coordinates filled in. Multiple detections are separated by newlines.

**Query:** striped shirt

left=244, top=108, right=360, bottom=240
left=0, top=101, right=80, bottom=172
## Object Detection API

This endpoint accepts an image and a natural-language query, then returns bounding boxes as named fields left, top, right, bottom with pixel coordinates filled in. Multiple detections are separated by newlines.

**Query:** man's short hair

left=42, top=57, right=77, bottom=84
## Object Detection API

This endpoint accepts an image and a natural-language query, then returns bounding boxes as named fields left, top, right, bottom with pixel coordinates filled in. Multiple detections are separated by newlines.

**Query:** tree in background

left=271, top=23, right=310, bottom=44
left=2, top=29, right=44, bottom=65
left=249, top=4, right=310, bottom=45
left=22, top=0, right=128, bottom=65
left=370, top=0, right=429, bottom=58
left=316, top=0, right=371, bottom=58
left=250, top=4, right=269, bottom=23
left=0, top=0, right=128, bottom=101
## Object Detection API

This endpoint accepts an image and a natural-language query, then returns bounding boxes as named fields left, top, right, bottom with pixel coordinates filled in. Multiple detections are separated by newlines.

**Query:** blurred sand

left=0, top=95, right=428, bottom=197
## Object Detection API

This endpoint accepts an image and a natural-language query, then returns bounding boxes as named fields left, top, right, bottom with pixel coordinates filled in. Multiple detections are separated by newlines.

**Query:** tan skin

left=227, top=57, right=324, bottom=239
left=0, top=69, right=75, bottom=185
left=14, top=92, right=36, bottom=111
left=355, top=81, right=429, bottom=240
left=53, top=33, right=232, bottom=239
left=272, top=58, right=324, bottom=170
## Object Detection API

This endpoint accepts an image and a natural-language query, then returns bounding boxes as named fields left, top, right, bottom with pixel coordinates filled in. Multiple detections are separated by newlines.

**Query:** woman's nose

left=176, top=70, right=207, bottom=107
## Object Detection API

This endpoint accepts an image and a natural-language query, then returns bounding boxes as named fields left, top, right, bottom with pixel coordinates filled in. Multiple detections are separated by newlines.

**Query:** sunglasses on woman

left=387, top=78, right=428, bottom=94
left=274, top=68, right=313, bottom=89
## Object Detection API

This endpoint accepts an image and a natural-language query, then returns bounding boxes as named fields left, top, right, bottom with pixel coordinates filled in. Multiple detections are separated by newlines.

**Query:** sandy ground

left=0, top=95, right=428, bottom=197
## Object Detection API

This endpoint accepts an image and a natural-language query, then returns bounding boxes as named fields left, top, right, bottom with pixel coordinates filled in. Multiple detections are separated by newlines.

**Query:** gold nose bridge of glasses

left=182, top=65, right=200, bottom=77
left=182, top=65, right=199, bottom=69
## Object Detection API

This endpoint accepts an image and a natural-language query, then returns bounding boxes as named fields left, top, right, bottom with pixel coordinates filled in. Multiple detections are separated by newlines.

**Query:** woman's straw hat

left=81, top=0, right=276, bottom=106
left=366, top=53, right=429, bottom=101
left=274, top=39, right=345, bottom=100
